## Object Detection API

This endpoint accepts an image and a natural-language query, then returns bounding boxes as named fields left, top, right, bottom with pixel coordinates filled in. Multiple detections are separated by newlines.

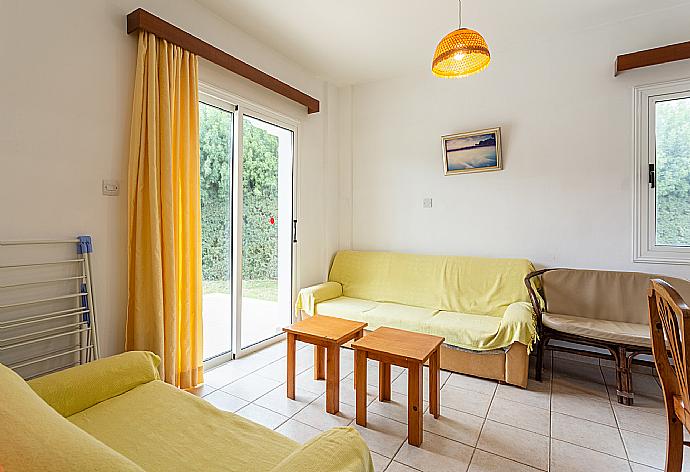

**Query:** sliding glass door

left=200, top=87, right=296, bottom=363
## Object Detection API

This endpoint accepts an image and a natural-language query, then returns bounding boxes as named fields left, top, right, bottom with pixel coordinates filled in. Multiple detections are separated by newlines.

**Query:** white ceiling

left=195, top=0, right=690, bottom=85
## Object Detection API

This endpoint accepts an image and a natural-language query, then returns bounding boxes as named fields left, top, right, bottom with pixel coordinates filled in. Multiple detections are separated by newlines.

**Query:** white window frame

left=633, top=78, right=690, bottom=265
left=198, top=82, right=301, bottom=368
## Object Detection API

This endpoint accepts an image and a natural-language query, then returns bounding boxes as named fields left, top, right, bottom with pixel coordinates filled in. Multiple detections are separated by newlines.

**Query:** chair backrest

left=328, top=250, right=534, bottom=316
left=648, top=279, right=690, bottom=416
left=541, top=268, right=690, bottom=324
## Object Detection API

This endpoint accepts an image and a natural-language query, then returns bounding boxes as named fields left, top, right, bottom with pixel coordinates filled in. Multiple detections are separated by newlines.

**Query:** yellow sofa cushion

left=363, top=302, right=438, bottom=332
left=0, top=362, right=145, bottom=472
left=328, top=250, right=534, bottom=316
left=543, top=312, right=651, bottom=347
left=28, top=351, right=160, bottom=417
left=270, top=427, right=374, bottom=472
left=68, top=379, right=299, bottom=472
left=315, top=296, right=377, bottom=322
left=295, top=281, right=343, bottom=316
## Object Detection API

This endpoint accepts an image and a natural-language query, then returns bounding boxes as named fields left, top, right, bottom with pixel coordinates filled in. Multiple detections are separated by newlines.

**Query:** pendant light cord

left=458, top=0, right=462, bottom=29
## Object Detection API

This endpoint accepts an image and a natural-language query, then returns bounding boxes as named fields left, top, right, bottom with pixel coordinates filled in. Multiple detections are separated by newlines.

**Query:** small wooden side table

left=283, top=315, right=367, bottom=414
left=352, top=327, right=444, bottom=446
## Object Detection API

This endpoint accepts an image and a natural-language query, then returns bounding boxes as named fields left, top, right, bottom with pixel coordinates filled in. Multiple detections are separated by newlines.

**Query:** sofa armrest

left=270, top=427, right=374, bottom=472
left=295, top=281, right=343, bottom=318
left=28, top=351, right=160, bottom=417
left=500, top=302, right=538, bottom=353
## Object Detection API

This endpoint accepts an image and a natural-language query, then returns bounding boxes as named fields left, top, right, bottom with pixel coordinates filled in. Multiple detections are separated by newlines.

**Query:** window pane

left=655, top=97, right=690, bottom=247
left=200, top=102, right=233, bottom=360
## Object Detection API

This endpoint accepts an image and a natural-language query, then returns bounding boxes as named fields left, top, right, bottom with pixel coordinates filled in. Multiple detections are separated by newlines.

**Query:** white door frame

left=199, top=83, right=300, bottom=367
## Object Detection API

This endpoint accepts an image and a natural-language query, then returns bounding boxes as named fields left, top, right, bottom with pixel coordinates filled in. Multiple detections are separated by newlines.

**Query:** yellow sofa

left=0, top=351, right=373, bottom=472
left=296, top=250, right=538, bottom=387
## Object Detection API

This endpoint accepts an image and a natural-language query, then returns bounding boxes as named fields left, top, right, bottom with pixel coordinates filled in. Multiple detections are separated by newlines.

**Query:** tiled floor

left=192, top=341, right=679, bottom=472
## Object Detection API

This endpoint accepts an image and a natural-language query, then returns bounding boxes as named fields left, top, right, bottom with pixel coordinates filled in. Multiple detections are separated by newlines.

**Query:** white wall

left=0, top=0, right=339, bottom=356
left=343, top=5, right=690, bottom=280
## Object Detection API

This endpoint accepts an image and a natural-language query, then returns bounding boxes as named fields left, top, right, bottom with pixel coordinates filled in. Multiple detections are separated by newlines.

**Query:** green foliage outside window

left=655, top=98, right=690, bottom=247
left=199, top=103, right=279, bottom=296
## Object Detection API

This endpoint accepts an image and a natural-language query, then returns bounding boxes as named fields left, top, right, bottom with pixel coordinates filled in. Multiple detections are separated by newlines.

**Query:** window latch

left=648, top=163, right=656, bottom=189
left=292, top=219, right=297, bottom=243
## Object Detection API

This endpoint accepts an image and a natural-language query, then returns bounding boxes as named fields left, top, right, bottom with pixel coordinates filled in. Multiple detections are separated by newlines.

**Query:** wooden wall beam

left=127, top=8, right=320, bottom=114
left=615, top=40, right=690, bottom=76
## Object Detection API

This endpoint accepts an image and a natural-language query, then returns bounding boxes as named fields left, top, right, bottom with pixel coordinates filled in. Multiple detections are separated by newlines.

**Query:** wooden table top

left=351, top=327, right=444, bottom=362
left=283, top=315, right=367, bottom=343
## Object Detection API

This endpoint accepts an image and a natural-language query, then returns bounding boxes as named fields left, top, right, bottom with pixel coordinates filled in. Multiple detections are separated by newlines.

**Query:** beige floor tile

left=203, top=390, right=249, bottom=412
left=220, top=373, right=282, bottom=402
left=614, top=403, right=668, bottom=439
left=468, top=449, right=541, bottom=471
left=394, top=431, right=474, bottom=472
left=477, top=420, right=549, bottom=470
left=495, top=379, right=550, bottom=410
left=445, top=372, right=498, bottom=395
left=185, top=384, right=216, bottom=397
left=356, top=360, right=405, bottom=388
left=551, top=390, right=616, bottom=426
left=236, top=403, right=289, bottom=430
left=552, top=375, right=610, bottom=400
left=385, top=462, right=418, bottom=472
left=253, top=385, right=319, bottom=417
left=254, top=358, right=309, bottom=382
left=352, top=411, right=408, bottom=458
left=552, top=358, right=606, bottom=384
left=204, top=362, right=253, bottom=388
left=550, top=438, right=630, bottom=472
left=294, top=367, right=327, bottom=394
left=621, top=430, right=668, bottom=469
left=488, top=397, right=550, bottom=436
left=391, top=368, right=452, bottom=401
left=370, top=451, right=392, bottom=472
left=553, top=351, right=601, bottom=366
left=423, top=404, right=484, bottom=447
left=342, top=373, right=380, bottom=407
left=551, top=412, right=626, bottom=458
left=629, top=462, right=662, bottom=471
left=368, top=395, right=428, bottom=424
left=292, top=395, right=356, bottom=430
left=274, top=419, right=322, bottom=443
left=441, top=384, right=493, bottom=418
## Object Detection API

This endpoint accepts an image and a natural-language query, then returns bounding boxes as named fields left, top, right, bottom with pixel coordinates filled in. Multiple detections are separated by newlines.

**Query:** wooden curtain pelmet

left=615, top=40, right=690, bottom=76
left=126, top=8, right=320, bottom=114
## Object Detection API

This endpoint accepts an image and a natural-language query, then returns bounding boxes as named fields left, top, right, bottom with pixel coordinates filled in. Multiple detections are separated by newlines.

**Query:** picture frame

left=442, top=127, right=502, bottom=175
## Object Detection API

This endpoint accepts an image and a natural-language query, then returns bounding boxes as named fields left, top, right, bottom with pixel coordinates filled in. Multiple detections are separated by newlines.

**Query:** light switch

left=102, top=180, right=120, bottom=196
left=423, top=198, right=433, bottom=208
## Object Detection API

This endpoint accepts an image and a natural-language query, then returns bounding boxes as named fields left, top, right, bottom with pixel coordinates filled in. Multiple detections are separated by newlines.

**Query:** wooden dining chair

left=648, top=279, right=690, bottom=472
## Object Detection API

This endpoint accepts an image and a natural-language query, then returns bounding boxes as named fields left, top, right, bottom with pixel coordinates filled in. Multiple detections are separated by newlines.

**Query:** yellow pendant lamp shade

left=432, top=28, right=490, bottom=78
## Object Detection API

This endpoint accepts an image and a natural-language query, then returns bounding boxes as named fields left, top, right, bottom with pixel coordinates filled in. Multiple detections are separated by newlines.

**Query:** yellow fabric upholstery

left=543, top=312, right=652, bottom=347
left=270, top=427, right=374, bottom=472
left=295, top=281, right=343, bottom=317
left=315, top=296, right=377, bottom=321
left=328, top=250, right=534, bottom=316
left=68, top=380, right=299, bottom=472
left=0, top=362, right=144, bottom=472
left=28, top=351, right=160, bottom=417
left=298, top=251, right=538, bottom=353
left=126, top=31, right=203, bottom=389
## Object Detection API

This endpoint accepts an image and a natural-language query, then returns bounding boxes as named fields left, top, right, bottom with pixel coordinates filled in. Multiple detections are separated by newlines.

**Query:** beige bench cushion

left=543, top=312, right=651, bottom=347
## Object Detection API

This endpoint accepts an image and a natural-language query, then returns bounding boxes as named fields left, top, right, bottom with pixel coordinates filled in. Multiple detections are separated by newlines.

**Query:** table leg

left=429, top=348, right=440, bottom=419
left=326, top=344, right=340, bottom=414
left=287, top=333, right=296, bottom=400
left=408, top=362, right=423, bottom=446
left=353, top=329, right=363, bottom=389
left=355, top=349, right=367, bottom=426
left=379, top=361, right=391, bottom=401
left=314, top=345, right=326, bottom=380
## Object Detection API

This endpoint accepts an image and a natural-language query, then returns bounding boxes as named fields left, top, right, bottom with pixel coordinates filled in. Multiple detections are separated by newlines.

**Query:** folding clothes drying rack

left=0, top=237, right=100, bottom=379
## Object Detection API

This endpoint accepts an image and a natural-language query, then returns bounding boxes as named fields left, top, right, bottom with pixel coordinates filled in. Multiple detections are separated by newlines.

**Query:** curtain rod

left=126, top=8, right=320, bottom=114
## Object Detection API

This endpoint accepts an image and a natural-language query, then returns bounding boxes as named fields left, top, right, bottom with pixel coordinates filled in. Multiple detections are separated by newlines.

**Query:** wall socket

left=102, top=180, right=120, bottom=196
left=423, top=197, right=433, bottom=208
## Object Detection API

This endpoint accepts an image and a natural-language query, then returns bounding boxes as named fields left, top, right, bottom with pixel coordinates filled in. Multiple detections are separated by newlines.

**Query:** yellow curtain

left=126, top=31, right=203, bottom=389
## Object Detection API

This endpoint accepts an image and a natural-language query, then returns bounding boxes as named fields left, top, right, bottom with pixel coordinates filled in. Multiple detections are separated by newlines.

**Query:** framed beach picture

left=442, top=127, right=502, bottom=175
